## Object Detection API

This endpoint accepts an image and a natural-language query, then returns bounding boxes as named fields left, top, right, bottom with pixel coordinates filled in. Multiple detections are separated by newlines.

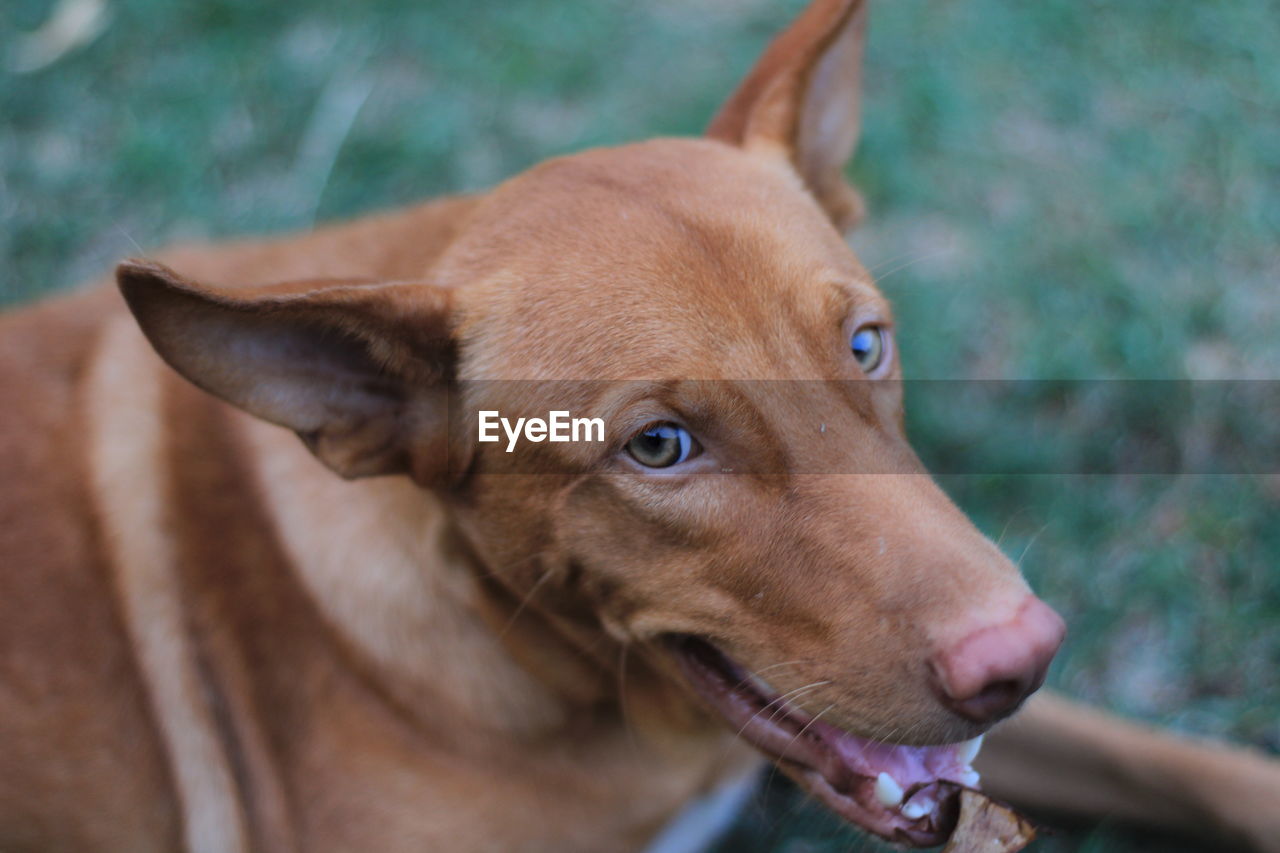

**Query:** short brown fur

left=2, top=1, right=1277, bottom=851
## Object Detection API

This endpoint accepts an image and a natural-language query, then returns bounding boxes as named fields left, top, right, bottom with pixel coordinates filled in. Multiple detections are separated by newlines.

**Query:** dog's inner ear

left=117, top=259, right=457, bottom=485
left=707, top=0, right=867, bottom=232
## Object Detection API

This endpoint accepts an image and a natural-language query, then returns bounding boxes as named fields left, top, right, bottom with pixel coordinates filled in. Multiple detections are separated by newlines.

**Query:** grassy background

left=3, top=0, right=1278, bottom=850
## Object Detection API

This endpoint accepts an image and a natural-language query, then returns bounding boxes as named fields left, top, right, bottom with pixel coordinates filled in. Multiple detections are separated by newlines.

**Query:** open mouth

left=670, top=636, right=984, bottom=847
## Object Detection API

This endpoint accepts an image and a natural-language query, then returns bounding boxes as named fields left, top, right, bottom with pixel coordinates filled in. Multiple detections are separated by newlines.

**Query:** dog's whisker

left=763, top=682, right=831, bottom=727
left=114, top=225, right=145, bottom=257
left=864, top=247, right=933, bottom=275
left=730, top=659, right=809, bottom=694
left=1016, top=522, right=1051, bottom=569
left=711, top=679, right=830, bottom=772
left=615, top=640, right=647, bottom=761
left=864, top=717, right=903, bottom=748
left=472, top=547, right=562, bottom=583
left=993, top=508, right=1021, bottom=552
left=766, top=701, right=836, bottom=792
left=494, top=565, right=557, bottom=640
left=729, top=681, right=829, bottom=745
left=871, top=245, right=954, bottom=285
left=749, top=659, right=811, bottom=678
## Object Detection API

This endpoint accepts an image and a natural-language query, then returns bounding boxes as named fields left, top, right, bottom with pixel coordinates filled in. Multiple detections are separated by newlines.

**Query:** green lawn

left=4, top=0, right=1278, bottom=850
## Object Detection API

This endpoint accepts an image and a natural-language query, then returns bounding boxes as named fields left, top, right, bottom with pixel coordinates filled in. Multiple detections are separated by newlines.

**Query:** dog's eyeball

left=627, top=422, right=699, bottom=468
left=850, top=325, right=887, bottom=373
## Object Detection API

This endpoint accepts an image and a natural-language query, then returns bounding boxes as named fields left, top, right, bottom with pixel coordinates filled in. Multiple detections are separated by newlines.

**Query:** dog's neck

left=237, top=411, right=710, bottom=746
left=239, top=413, right=571, bottom=734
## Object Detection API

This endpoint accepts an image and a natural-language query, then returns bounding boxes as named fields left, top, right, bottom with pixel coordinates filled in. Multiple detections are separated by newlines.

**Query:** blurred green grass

left=3, top=0, right=1279, bottom=850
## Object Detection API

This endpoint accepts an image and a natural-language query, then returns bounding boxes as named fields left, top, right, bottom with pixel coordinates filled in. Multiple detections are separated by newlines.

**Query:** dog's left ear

left=707, top=0, right=868, bottom=232
left=118, top=259, right=461, bottom=487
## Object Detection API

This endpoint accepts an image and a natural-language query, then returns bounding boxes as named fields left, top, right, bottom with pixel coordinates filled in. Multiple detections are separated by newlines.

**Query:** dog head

left=119, top=0, right=1063, bottom=844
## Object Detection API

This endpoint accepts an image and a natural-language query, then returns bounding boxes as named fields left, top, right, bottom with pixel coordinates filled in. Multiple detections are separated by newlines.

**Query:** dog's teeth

left=959, top=768, right=981, bottom=788
left=901, top=799, right=933, bottom=820
left=874, top=772, right=904, bottom=807
left=955, top=734, right=984, bottom=765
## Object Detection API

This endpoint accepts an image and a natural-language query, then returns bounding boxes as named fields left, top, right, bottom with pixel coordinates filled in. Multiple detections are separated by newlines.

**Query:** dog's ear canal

left=117, top=259, right=461, bottom=487
left=707, top=0, right=868, bottom=232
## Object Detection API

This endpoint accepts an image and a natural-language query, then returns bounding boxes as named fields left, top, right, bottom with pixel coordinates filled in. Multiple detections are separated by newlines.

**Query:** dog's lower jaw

left=670, top=636, right=986, bottom=847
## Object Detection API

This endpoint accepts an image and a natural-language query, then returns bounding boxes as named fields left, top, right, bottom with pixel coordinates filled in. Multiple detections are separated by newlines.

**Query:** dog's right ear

left=117, top=259, right=459, bottom=487
left=707, top=0, right=868, bottom=232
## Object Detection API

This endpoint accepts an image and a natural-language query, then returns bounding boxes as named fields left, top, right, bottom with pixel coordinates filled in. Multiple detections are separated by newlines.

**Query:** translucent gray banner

left=440, top=380, right=1280, bottom=475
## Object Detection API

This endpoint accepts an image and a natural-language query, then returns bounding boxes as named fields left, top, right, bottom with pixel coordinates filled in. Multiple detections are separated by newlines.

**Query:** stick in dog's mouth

left=668, top=635, right=985, bottom=847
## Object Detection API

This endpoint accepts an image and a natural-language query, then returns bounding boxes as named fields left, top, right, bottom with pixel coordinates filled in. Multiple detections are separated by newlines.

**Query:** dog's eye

left=626, top=422, right=699, bottom=468
left=850, top=325, right=887, bottom=373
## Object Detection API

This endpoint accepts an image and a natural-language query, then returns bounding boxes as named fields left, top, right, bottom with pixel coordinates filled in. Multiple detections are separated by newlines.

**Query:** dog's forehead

left=448, top=139, right=885, bottom=379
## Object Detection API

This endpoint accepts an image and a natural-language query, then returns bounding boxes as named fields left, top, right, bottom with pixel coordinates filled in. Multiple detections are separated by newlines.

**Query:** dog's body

left=3, top=197, right=764, bottom=853
left=2, top=1, right=1278, bottom=851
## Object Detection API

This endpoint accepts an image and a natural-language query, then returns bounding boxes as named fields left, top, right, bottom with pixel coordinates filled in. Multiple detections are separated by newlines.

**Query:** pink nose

left=930, top=597, right=1066, bottom=724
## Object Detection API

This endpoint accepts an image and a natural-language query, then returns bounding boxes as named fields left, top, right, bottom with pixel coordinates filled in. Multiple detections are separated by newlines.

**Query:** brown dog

left=1, top=0, right=1277, bottom=851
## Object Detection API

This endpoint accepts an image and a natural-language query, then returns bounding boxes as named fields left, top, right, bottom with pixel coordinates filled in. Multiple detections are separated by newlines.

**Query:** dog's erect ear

left=117, top=259, right=458, bottom=486
left=707, top=0, right=868, bottom=231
